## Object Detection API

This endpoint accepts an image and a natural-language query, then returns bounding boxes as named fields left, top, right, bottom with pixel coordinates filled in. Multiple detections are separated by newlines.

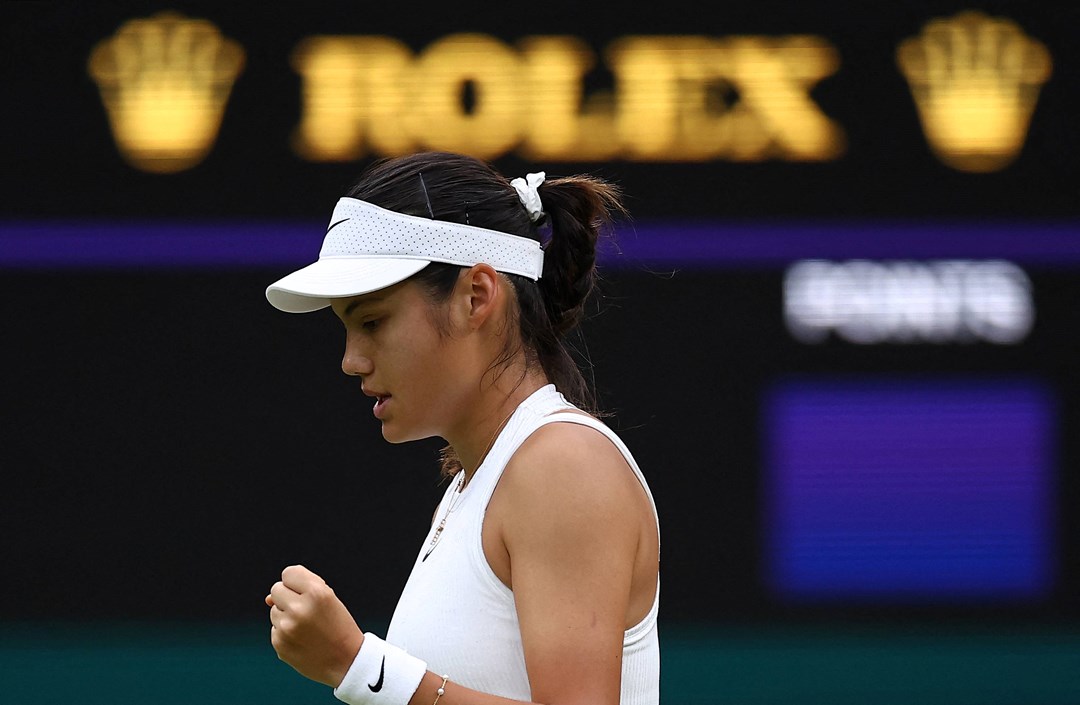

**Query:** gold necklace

left=422, top=407, right=515, bottom=562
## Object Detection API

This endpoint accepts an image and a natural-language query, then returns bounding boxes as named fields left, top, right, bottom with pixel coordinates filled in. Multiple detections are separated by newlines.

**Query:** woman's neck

left=452, top=369, right=549, bottom=485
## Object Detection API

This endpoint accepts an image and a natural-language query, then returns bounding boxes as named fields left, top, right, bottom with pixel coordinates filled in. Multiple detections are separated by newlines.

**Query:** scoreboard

left=2, top=0, right=1078, bottom=623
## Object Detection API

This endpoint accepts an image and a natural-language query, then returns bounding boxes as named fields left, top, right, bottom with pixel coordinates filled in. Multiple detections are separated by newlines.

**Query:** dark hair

left=345, top=152, right=625, bottom=475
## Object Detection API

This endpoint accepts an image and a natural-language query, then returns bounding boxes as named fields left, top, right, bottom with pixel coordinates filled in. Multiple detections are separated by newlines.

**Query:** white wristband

left=334, top=632, right=428, bottom=705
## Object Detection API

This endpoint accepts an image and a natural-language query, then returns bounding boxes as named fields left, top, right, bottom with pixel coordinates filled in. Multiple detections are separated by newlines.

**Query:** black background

left=5, top=268, right=1079, bottom=623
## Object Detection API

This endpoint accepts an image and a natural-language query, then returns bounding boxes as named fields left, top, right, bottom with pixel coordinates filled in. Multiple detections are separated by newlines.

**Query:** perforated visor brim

left=265, top=257, right=432, bottom=313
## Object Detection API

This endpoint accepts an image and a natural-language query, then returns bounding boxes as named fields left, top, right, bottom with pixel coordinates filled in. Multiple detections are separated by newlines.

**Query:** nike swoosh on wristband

left=368, top=656, right=386, bottom=692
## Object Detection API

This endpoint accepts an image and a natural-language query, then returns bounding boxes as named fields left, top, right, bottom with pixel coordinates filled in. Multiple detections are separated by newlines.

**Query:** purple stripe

left=0, top=222, right=323, bottom=269
left=3, top=220, right=1080, bottom=269
left=600, top=221, right=1080, bottom=268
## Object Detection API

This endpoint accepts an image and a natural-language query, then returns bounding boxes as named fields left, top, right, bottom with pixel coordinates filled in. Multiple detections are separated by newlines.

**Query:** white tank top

left=386, top=385, right=660, bottom=704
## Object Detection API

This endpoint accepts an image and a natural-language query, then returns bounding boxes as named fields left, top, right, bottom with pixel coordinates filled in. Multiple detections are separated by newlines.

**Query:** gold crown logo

left=88, top=12, right=245, bottom=173
left=896, top=11, right=1052, bottom=173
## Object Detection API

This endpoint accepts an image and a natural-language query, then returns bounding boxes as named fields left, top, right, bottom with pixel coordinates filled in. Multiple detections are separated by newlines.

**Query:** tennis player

left=264, top=152, right=660, bottom=705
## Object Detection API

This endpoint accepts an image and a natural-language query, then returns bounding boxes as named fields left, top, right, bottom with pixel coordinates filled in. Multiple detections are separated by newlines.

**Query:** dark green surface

left=2, top=622, right=1078, bottom=705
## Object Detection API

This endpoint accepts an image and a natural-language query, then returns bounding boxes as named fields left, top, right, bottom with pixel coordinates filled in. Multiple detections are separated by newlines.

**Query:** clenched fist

left=266, top=564, right=365, bottom=687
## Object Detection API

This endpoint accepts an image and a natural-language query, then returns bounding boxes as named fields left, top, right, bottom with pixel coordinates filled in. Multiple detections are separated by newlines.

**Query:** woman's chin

left=379, top=422, right=426, bottom=444
left=380, top=424, right=406, bottom=443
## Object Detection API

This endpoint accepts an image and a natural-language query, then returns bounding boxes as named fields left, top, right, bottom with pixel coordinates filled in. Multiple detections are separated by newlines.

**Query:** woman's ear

left=453, top=264, right=502, bottom=331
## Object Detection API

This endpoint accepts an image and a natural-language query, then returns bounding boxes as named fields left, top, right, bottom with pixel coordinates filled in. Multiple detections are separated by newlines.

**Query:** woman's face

left=331, top=280, right=476, bottom=443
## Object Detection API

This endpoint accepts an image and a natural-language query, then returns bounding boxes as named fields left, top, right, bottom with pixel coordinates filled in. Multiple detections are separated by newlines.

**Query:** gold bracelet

left=432, top=674, right=450, bottom=705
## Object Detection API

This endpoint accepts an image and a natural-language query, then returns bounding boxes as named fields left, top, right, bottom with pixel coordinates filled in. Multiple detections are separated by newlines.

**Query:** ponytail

left=504, top=175, right=625, bottom=417
left=536, top=176, right=625, bottom=339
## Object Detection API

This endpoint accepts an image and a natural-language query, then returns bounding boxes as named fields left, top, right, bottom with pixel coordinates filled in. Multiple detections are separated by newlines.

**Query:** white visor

left=266, top=197, right=545, bottom=313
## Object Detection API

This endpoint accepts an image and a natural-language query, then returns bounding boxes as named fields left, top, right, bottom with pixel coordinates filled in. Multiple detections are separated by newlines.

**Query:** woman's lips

left=373, top=394, right=391, bottom=419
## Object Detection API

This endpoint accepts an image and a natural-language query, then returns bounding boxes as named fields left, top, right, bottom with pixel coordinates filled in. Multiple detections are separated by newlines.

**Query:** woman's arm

left=268, top=422, right=646, bottom=705
left=485, top=421, right=644, bottom=705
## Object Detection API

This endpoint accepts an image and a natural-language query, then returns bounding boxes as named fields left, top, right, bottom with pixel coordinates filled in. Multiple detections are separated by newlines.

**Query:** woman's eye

left=362, top=319, right=381, bottom=332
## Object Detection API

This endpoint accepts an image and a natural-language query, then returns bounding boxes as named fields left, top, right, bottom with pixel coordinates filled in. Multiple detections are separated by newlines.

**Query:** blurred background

left=2, top=1, right=1079, bottom=703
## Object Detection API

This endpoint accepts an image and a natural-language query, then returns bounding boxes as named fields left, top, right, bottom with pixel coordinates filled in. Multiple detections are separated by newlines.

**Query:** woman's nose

left=341, top=340, right=373, bottom=377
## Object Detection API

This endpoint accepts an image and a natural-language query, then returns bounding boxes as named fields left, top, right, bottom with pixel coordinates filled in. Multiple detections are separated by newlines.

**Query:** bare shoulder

left=500, top=416, right=643, bottom=515
left=485, top=414, right=658, bottom=615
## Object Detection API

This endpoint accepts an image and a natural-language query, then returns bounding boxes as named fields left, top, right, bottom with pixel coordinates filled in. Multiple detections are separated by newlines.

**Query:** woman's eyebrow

left=344, top=293, right=388, bottom=318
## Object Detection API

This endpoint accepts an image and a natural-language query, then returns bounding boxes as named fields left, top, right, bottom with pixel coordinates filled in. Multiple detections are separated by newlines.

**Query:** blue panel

left=763, top=378, right=1055, bottom=601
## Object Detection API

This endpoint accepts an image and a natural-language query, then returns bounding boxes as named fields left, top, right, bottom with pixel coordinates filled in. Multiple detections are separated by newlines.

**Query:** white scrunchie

left=511, top=171, right=546, bottom=222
